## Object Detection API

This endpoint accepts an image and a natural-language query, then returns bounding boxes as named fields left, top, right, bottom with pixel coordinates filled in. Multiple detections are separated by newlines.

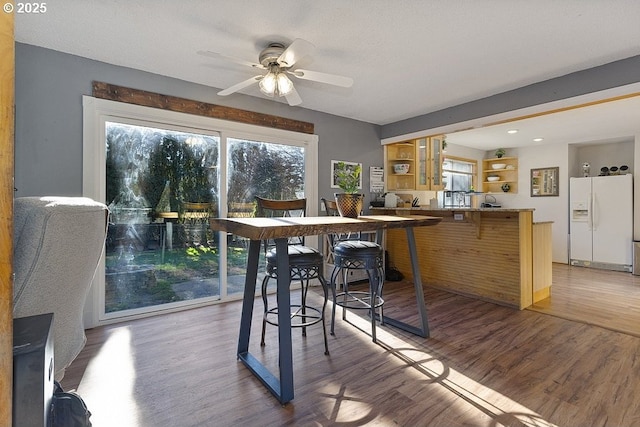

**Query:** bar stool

left=321, top=198, right=385, bottom=342
left=255, top=196, right=330, bottom=355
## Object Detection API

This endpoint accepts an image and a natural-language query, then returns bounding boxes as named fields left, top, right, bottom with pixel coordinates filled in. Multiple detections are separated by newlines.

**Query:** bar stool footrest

left=264, top=305, right=324, bottom=328
left=334, top=291, right=384, bottom=310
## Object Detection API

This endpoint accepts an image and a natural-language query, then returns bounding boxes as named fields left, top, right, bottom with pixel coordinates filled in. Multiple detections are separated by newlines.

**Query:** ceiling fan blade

left=197, top=50, right=265, bottom=69
left=218, top=75, right=263, bottom=96
left=284, top=86, right=302, bottom=106
left=288, top=69, right=354, bottom=88
left=277, top=38, right=315, bottom=68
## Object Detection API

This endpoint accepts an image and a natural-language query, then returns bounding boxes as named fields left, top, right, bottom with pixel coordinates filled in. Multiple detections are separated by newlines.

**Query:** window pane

left=105, top=122, right=220, bottom=314
left=444, top=159, right=473, bottom=173
left=443, top=158, right=475, bottom=191
left=442, top=157, right=476, bottom=208
left=226, top=138, right=306, bottom=295
left=227, top=138, right=305, bottom=202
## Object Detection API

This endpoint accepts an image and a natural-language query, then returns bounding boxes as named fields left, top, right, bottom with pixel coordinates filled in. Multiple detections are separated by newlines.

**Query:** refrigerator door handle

left=591, top=191, right=597, bottom=231
left=587, top=193, right=593, bottom=231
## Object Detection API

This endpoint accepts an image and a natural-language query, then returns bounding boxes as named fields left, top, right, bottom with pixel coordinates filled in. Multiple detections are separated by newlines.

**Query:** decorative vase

left=334, top=193, right=364, bottom=218
left=501, top=183, right=511, bottom=192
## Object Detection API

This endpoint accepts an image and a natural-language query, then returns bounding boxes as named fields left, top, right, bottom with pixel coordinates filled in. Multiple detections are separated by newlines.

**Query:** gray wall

left=14, top=43, right=382, bottom=207
left=17, top=43, right=640, bottom=209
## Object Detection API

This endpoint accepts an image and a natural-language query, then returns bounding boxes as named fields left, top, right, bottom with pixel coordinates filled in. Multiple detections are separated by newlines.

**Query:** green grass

left=105, top=244, right=252, bottom=312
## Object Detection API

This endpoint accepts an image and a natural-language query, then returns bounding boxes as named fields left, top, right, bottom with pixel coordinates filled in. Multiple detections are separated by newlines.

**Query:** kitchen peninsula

left=370, top=207, right=552, bottom=309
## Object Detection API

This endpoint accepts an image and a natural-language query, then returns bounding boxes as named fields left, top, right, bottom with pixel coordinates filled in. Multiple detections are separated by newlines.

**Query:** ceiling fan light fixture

left=259, top=72, right=277, bottom=97
left=276, top=73, right=294, bottom=96
left=259, top=64, right=294, bottom=98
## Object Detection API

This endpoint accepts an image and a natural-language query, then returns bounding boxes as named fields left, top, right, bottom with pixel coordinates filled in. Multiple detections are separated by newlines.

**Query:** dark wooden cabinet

left=13, top=313, right=54, bottom=427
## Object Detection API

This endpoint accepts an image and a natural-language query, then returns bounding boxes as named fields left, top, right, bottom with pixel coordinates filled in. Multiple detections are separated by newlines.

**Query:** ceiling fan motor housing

left=259, top=43, right=286, bottom=67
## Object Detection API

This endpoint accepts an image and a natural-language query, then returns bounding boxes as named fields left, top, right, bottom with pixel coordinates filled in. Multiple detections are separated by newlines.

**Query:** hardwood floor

left=61, top=264, right=640, bottom=426
left=529, top=263, right=640, bottom=337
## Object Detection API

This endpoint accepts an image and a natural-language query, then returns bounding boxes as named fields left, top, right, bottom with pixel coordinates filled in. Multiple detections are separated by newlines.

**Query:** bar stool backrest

left=321, top=197, right=362, bottom=248
left=255, top=196, right=307, bottom=248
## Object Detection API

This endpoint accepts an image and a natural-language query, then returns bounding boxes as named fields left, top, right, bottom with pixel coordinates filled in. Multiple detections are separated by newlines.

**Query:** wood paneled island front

left=370, top=207, right=552, bottom=309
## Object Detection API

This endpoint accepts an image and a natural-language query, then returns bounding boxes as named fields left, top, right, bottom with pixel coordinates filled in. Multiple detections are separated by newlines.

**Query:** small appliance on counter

left=384, top=192, right=400, bottom=207
left=381, top=192, right=414, bottom=208
left=370, top=192, right=385, bottom=207
left=480, top=194, right=501, bottom=208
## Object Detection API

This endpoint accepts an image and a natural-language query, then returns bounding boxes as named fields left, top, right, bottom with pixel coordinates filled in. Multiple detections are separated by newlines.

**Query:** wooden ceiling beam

left=92, top=82, right=314, bottom=134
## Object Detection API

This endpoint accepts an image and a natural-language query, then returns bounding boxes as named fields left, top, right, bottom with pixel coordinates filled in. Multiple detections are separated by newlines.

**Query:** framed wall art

left=331, top=160, right=362, bottom=189
left=531, top=167, right=559, bottom=197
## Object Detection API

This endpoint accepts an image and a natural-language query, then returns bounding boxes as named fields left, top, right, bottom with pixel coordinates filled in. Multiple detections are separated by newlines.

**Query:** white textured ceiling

left=445, top=92, right=640, bottom=150
left=14, top=0, right=640, bottom=148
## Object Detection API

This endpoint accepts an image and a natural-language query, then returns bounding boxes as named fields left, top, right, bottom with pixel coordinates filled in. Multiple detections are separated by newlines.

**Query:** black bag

left=51, top=381, right=92, bottom=427
left=384, top=250, right=404, bottom=281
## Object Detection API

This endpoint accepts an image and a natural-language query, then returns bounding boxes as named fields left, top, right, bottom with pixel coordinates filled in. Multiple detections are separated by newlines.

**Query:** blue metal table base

left=381, top=227, right=430, bottom=338
left=237, top=228, right=429, bottom=404
left=237, top=238, right=294, bottom=404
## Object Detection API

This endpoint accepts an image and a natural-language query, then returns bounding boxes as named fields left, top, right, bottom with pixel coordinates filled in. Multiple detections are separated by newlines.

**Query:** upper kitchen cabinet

left=416, top=136, right=445, bottom=191
left=482, top=157, right=518, bottom=193
left=384, top=136, right=445, bottom=191
left=385, top=141, right=416, bottom=191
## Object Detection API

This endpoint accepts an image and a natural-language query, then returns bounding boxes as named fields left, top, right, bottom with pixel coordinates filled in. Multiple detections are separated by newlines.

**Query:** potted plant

left=334, top=161, right=363, bottom=218
left=495, top=148, right=506, bottom=158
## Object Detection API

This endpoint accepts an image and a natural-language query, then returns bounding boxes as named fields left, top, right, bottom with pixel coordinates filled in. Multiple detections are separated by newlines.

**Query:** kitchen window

left=441, top=156, right=477, bottom=208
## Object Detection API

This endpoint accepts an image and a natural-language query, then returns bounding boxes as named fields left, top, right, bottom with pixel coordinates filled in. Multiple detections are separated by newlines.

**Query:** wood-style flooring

left=61, top=263, right=640, bottom=426
left=530, top=263, right=640, bottom=337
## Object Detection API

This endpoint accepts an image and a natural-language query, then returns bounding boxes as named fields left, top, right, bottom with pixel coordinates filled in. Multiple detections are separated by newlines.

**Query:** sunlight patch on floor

left=77, top=327, right=140, bottom=426
left=328, top=309, right=559, bottom=427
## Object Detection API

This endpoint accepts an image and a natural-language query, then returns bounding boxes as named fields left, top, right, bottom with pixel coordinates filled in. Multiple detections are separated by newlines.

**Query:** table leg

left=381, top=227, right=430, bottom=338
left=274, top=238, right=294, bottom=402
left=236, top=238, right=294, bottom=404
left=237, top=239, right=260, bottom=356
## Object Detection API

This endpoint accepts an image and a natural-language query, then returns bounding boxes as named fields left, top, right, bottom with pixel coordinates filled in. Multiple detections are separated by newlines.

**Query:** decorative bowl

left=487, top=176, right=500, bottom=182
left=491, top=163, right=506, bottom=170
left=393, top=163, right=410, bottom=174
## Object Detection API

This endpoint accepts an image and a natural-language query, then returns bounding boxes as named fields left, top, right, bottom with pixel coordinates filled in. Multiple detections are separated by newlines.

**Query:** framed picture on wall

left=531, top=167, right=559, bottom=196
left=331, top=160, right=363, bottom=189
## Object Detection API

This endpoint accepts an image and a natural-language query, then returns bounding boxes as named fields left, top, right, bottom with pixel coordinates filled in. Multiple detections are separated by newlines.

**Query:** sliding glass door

left=83, top=96, right=318, bottom=325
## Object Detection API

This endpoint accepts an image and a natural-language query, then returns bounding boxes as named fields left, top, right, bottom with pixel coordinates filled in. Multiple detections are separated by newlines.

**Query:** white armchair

left=13, top=196, right=108, bottom=380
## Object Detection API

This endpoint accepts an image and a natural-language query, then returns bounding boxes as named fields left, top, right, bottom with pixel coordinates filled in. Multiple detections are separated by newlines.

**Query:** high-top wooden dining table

left=209, top=214, right=442, bottom=404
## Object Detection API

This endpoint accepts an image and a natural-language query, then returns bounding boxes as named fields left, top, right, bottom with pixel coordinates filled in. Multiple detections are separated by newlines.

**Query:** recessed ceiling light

left=533, top=138, right=544, bottom=142
left=507, top=129, right=518, bottom=134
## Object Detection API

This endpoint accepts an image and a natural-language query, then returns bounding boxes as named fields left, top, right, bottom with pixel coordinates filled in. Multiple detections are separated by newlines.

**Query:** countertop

left=370, top=206, right=535, bottom=212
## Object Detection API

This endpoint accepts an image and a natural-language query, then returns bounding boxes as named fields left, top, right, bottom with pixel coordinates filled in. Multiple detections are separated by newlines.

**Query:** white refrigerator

left=569, top=174, right=633, bottom=272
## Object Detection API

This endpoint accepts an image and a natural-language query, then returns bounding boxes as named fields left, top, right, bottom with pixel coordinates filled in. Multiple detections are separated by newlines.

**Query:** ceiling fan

left=197, top=38, right=353, bottom=106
